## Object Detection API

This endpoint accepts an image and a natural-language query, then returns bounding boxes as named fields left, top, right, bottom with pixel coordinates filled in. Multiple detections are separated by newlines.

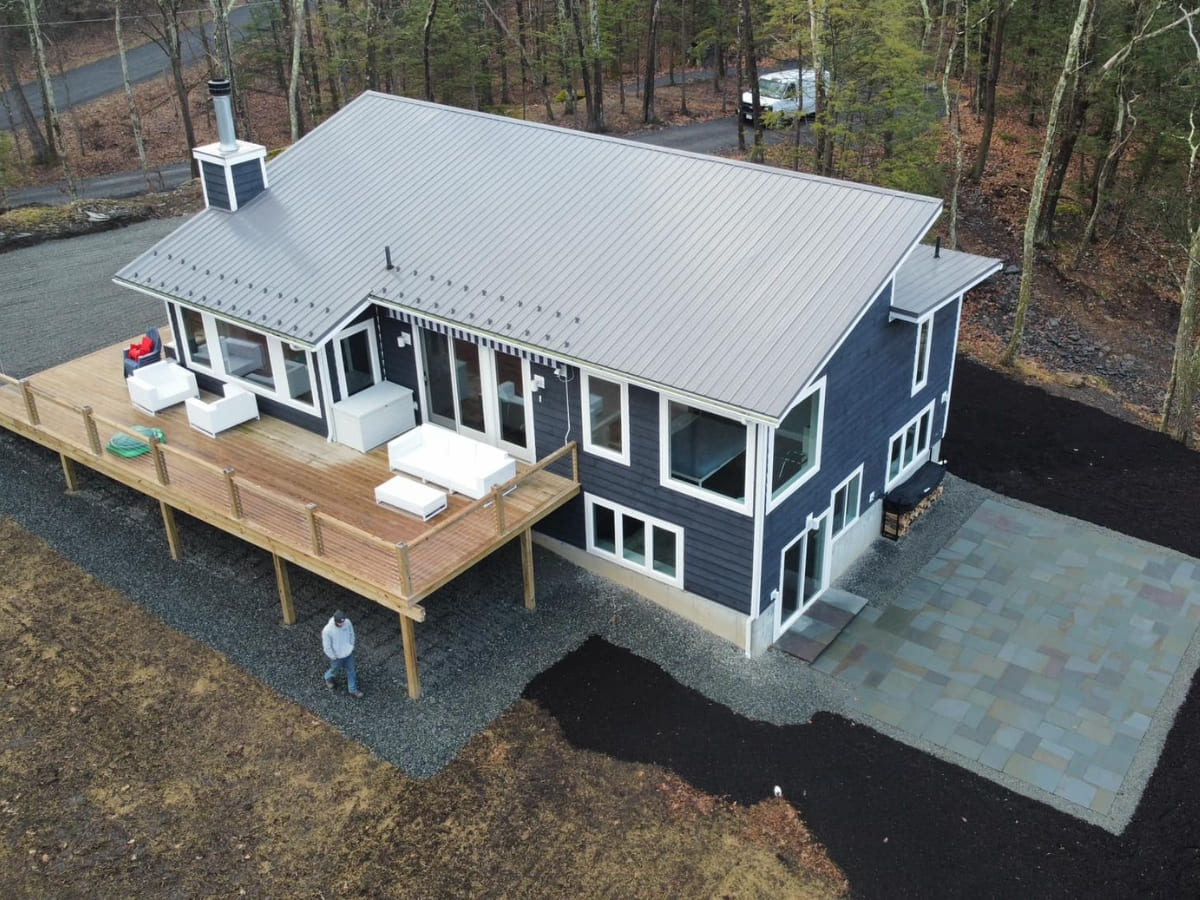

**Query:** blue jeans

left=324, top=654, right=358, bottom=692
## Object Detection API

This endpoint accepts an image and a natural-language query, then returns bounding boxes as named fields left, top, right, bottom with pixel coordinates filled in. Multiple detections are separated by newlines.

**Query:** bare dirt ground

left=0, top=518, right=846, bottom=899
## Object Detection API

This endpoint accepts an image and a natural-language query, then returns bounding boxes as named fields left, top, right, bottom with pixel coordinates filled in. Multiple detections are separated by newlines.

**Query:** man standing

left=322, top=610, right=363, bottom=698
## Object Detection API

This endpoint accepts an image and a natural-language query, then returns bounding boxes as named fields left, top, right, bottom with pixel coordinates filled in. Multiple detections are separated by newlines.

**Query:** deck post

left=399, top=613, right=421, bottom=699
left=491, top=484, right=506, bottom=533
left=19, top=379, right=39, bottom=426
left=60, top=453, right=79, bottom=492
left=159, top=501, right=181, bottom=560
left=571, top=443, right=578, bottom=482
left=273, top=554, right=296, bottom=625
left=396, top=542, right=413, bottom=598
left=149, top=435, right=169, bottom=485
left=521, top=528, right=535, bottom=610
left=224, top=467, right=242, bottom=518
left=305, top=503, right=323, bottom=554
left=81, top=406, right=101, bottom=455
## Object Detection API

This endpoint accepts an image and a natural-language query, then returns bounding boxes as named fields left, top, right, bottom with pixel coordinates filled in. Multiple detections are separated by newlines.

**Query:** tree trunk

left=0, top=23, right=50, bottom=164
left=25, top=0, right=72, bottom=191
left=423, top=0, right=439, bottom=101
left=942, top=0, right=964, bottom=248
left=567, top=0, right=594, bottom=128
left=161, top=4, right=200, bottom=178
left=1001, top=0, right=1092, bottom=367
left=317, top=0, right=342, bottom=112
left=679, top=0, right=689, bottom=116
left=589, top=0, right=603, bottom=129
left=808, top=0, right=829, bottom=175
left=1161, top=221, right=1200, bottom=444
left=288, top=0, right=305, bottom=141
left=304, top=4, right=323, bottom=120
left=743, top=0, right=762, bottom=162
left=1071, top=88, right=1133, bottom=268
left=115, top=0, right=152, bottom=189
left=642, top=0, right=661, bottom=124
left=971, top=0, right=1005, bottom=181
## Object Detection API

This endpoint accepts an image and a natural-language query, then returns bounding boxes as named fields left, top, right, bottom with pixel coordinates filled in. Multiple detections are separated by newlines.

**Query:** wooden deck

left=0, top=338, right=580, bottom=698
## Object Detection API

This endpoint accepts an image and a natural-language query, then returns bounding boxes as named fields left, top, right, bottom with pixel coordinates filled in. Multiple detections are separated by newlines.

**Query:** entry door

left=419, top=328, right=534, bottom=461
left=776, top=515, right=830, bottom=636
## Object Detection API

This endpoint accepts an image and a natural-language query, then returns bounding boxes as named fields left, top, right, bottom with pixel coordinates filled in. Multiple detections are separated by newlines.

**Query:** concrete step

left=775, top=588, right=870, bottom=664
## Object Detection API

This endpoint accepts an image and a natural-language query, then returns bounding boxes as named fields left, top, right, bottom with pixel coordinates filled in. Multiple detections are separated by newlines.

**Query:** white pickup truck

left=739, top=69, right=824, bottom=124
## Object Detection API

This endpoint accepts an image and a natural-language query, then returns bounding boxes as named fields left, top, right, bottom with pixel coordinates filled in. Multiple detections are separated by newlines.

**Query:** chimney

left=210, top=78, right=238, bottom=153
left=191, top=79, right=268, bottom=212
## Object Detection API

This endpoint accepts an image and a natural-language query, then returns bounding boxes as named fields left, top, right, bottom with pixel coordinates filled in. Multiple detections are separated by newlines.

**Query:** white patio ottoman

left=375, top=475, right=447, bottom=521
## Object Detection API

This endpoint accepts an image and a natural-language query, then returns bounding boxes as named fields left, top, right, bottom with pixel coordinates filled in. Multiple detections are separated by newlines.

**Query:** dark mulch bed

left=525, top=357, right=1200, bottom=899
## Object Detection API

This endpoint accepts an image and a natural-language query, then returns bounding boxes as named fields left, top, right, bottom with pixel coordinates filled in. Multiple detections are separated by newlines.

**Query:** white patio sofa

left=127, top=360, right=199, bottom=415
left=185, top=382, right=259, bottom=436
left=387, top=423, right=516, bottom=500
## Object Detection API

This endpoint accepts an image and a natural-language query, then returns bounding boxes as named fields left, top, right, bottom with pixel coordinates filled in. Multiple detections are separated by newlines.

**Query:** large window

left=771, top=381, right=824, bottom=500
left=662, top=398, right=750, bottom=509
left=887, top=404, right=933, bottom=488
left=831, top=467, right=863, bottom=537
left=586, top=496, right=683, bottom=586
left=335, top=323, right=380, bottom=398
left=912, top=316, right=932, bottom=393
left=216, top=320, right=274, bottom=387
left=175, top=305, right=317, bottom=413
left=582, top=373, right=628, bottom=464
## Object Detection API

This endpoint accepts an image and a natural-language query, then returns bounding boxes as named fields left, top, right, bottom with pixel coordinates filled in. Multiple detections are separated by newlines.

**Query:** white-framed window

left=830, top=466, right=863, bottom=538
left=769, top=379, right=825, bottom=505
left=886, top=403, right=934, bottom=489
left=912, top=315, right=932, bottom=394
left=585, top=494, right=683, bottom=587
left=660, top=396, right=753, bottom=514
left=175, top=304, right=318, bottom=413
left=582, top=372, right=629, bottom=465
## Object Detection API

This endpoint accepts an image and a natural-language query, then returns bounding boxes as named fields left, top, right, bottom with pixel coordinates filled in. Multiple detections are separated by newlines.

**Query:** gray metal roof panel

left=116, top=91, right=969, bottom=419
left=892, top=245, right=1004, bottom=318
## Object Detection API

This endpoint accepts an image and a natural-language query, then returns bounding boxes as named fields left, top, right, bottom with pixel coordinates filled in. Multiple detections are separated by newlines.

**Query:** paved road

left=8, top=114, right=810, bottom=208
left=2, top=5, right=254, bottom=126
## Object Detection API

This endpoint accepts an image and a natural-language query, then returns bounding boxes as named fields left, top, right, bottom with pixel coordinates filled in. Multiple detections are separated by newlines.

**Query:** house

left=114, top=83, right=1001, bottom=657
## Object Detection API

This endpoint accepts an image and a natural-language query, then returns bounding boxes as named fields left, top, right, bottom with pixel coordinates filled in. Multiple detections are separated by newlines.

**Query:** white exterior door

left=775, top=515, right=830, bottom=637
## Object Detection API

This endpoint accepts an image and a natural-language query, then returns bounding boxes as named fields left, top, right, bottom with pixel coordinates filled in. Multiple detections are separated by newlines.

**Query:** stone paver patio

left=814, top=498, right=1200, bottom=817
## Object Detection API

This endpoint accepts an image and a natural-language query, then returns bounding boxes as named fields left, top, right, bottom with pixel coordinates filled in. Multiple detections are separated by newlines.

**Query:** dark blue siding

left=378, top=316, right=422, bottom=422
left=532, top=367, right=755, bottom=615
left=230, top=159, right=265, bottom=207
left=191, top=369, right=326, bottom=435
left=760, top=283, right=961, bottom=611
left=201, top=161, right=230, bottom=210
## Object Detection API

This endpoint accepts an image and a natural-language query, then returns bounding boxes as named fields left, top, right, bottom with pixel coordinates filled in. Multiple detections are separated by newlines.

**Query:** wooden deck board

left=0, top=337, right=580, bottom=619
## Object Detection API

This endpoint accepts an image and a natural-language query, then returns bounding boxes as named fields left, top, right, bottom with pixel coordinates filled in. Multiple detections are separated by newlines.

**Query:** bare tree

left=115, top=0, right=152, bottom=189
left=288, top=0, right=305, bottom=140
left=24, top=0, right=74, bottom=193
left=0, top=7, right=50, bottom=164
left=1000, top=0, right=1092, bottom=367
left=642, top=0, right=661, bottom=123
left=941, top=0, right=964, bottom=248
left=423, top=0, right=439, bottom=101
left=142, top=0, right=200, bottom=176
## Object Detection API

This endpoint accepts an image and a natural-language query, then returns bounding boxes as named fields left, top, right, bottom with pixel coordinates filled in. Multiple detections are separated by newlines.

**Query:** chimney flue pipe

left=208, top=79, right=238, bottom=153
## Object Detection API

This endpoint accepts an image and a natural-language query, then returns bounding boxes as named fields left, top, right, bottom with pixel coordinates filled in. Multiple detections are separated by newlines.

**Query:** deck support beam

left=159, top=501, right=181, bottom=560
left=273, top=554, right=296, bottom=625
left=399, top=613, right=421, bottom=700
left=60, top=453, right=79, bottom=492
left=521, top=528, right=535, bottom=610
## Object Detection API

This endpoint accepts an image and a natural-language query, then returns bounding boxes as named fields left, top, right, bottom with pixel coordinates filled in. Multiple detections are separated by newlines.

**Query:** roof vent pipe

left=209, top=79, right=238, bottom=153
left=934, top=235, right=941, bottom=259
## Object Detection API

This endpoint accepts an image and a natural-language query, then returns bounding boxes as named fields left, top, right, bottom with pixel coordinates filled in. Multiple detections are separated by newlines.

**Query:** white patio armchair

left=127, top=360, right=199, bottom=415
left=185, top=382, right=259, bottom=436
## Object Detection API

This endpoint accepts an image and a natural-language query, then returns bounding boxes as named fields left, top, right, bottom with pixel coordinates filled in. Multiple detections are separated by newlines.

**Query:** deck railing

left=0, top=373, right=579, bottom=606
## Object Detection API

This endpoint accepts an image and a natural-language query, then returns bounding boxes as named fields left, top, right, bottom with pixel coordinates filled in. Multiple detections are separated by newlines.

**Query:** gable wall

left=759, top=281, right=961, bottom=613
left=533, top=369, right=756, bottom=615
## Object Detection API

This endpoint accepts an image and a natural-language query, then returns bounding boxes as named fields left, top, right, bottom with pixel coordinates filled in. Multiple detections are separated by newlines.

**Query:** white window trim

left=584, top=494, right=684, bottom=588
left=178, top=307, right=319, bottom=414
left=775, top=514, right=830, bottom=637
left=830, top=465, right=864, bottom=539
left=766, top=378, right=826, bottom=512
left=885, top=401, right=935, bottom=490
left=332, top=319, right=382, bottom=400
left=658, top=394, right=754, bottom=516
left=178, top=305, right=217, bottom=373
left=911, top=315, right=933, bottom=395
left=581, top=371, right=630, bottom=466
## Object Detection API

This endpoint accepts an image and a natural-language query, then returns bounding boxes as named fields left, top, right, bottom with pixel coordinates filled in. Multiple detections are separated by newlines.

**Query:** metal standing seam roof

left=115, top=91, right=962, bottom=422
left=892, top=245, right=1004, bottom=319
